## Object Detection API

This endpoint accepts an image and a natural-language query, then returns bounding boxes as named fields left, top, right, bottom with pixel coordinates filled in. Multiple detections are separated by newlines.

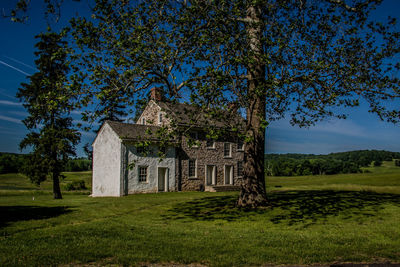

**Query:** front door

left=224, top=165, right=233, bottom=185
left=158, top=167, right=168, bottom=192
left=206, top=165, right=216, bottom=185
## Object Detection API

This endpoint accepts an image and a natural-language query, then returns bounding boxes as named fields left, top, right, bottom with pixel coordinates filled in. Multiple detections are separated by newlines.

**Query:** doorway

left=158, top=167, right=169, bottom=192
left=206, top=165, right=216, bottom=185
left=224, top=165, right=233, bottom=185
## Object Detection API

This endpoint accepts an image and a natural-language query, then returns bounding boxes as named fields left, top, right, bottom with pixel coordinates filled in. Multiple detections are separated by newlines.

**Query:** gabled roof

left=106, top=121, right=175, bottom=142
left=157, top=101, right=245, bottom=129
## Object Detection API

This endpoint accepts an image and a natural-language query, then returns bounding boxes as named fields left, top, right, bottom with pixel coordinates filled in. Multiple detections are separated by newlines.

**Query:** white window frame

left=224, top=142, right=232, bottom=158
left=138, top=166, right=148, bottom=182
left=141, top=117, right=146, bottom=125
left=188, top=159, right=197, bottom=178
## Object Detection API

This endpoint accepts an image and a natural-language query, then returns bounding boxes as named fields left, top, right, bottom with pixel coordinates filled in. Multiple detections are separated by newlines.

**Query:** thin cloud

left=0, top=115, right=23, bottom=124
left=7, top=110, right=28, bottom=117
left=0, top=60, right=31, bottom=76
left=3, top=56, right=36, bottom=71
left=0, top=88, right=17, bottom=99
left=0, top=100, right=22, bottom=106
left=268, top=118, right=368, bottom=138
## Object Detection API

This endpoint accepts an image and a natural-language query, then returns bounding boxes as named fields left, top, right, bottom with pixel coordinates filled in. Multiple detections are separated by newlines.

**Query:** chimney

left=150, top=87, right=164, bottom=102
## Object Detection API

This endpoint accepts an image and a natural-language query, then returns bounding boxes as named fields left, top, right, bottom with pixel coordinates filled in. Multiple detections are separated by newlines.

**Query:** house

left=92, top=88, right=244, bottom=196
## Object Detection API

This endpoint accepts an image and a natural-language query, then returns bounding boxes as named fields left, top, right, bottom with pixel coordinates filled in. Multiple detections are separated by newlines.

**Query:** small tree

left=17, top=29, right=80, bottom=199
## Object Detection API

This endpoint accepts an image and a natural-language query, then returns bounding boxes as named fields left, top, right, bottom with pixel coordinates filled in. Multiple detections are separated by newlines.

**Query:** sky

left=0, top=0, right=399, bottom=157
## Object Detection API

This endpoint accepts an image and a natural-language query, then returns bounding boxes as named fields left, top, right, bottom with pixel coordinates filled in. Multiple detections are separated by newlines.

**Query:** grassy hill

left=0, top=162, right=399, bottom=266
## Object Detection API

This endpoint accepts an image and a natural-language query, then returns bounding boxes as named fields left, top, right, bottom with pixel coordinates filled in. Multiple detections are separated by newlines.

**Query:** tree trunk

left=237, top=4, right=268, bottom=208
left=53, top=172, right=63, bottom=199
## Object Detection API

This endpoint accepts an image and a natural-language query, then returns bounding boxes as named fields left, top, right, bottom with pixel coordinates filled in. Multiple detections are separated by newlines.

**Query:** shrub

left=65, top=180, right=87, bottom=191
left=395, top=159, right=400, bottom=167
left=373, top=160, right=382, bottom=167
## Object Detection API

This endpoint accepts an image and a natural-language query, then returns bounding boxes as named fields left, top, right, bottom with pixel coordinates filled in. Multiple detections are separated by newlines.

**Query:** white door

left=224, top=165, right=233, bottom=185
left=206, top=165, right=216, bottom=185
left=158, top=167, right=168, bottom=192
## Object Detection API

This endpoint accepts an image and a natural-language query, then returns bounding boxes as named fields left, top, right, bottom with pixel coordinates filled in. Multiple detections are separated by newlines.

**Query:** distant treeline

left=265, top=150, right=400, bottom=177
left=0, top=152, right=91, bottom=174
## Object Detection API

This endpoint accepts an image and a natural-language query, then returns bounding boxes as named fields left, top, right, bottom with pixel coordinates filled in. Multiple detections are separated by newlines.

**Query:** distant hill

left=265, top=150, right=400, bottom=176
left=266, top=150, right=400, bottom=161
left=0, top=152, right=91, bottom=174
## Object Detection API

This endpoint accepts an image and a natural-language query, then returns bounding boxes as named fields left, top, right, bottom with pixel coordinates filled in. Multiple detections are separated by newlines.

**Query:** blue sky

left=0, top=0, right=399, bottom=156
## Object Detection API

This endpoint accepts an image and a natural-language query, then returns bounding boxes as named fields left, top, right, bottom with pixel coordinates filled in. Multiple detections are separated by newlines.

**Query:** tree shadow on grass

left=163, top=191, right=400, bottom=224
left=0, top=206, right=71, bottom=228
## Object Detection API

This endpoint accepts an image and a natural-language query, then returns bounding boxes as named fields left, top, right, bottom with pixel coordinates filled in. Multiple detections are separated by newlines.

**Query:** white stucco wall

left=123, top=144, right=176, bottom=194
left=92, top=123, right=122, bottom=196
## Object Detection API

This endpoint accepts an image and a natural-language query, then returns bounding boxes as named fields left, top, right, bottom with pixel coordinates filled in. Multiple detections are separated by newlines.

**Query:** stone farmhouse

left=92, top=88, right=244, bottom=196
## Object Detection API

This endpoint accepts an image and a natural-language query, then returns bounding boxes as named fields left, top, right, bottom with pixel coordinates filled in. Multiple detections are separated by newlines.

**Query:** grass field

left=1, top=162, right=400, bottom=266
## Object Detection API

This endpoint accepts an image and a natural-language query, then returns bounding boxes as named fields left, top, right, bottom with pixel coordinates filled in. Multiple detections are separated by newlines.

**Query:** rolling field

left=0, top=162, right=399, bottom=266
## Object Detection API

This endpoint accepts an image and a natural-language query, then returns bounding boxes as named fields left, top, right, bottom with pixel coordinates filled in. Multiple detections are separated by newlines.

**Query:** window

left=141, top=117, right=146, bottom=125
left=237, top=161, right=243, bottom=177
left=237, top=139, right=244, bottom=151
left=188, top=159, right=197, bottom=178
left=224, top=143, right=232, bottom=157
left=206, top=139, right=215, bottom=149
left=138, top=166, right=148, bottom=182
left=158, top=112, right=163, bottom=124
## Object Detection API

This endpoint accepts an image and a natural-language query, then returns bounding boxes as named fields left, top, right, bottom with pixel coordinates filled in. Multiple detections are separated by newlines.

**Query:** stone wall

left=179, top=131, right=244, bottom=191
left=136, top=100, right=170, bottom=127
left=136, top=100, right=244, bottom=192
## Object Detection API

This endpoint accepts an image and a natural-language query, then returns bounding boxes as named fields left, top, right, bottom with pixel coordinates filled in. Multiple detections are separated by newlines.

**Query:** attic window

left=142, top=118, right=146, bottom=125
left=158, top=112, right=163, bottom=124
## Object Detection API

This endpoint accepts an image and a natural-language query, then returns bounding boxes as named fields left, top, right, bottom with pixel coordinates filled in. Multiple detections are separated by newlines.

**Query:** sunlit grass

left=0, top=162, right=399, bottom=266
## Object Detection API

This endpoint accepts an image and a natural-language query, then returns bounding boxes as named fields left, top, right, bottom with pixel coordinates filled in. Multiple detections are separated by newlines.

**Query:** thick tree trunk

left=53, top=172, right=63, bottom=199
left=237, top=4, right=268, bottom=208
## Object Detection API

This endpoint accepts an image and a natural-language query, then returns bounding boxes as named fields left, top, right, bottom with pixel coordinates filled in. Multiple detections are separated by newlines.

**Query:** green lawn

left=1, top=162, right=400, bottom=266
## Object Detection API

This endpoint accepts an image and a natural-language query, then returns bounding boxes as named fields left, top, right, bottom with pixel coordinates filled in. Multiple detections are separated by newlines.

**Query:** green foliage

left=64, top=158, right=91, bottom=172
left=17, top=29, right=80, bottom=199
left=0, top=153, right=26, bottom=174
left=395, top=159, right=400, bottom=167
left=64, top=180, right=86, bottom=191
left=265, top=150, right=399, bottom=176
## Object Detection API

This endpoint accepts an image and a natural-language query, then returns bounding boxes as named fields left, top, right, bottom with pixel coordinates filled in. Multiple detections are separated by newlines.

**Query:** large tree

left=11, top=0, right=400, bottom=206
left=69, top=0, right=400, bottom=207
left=17, top=30, right=80, bottom=199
